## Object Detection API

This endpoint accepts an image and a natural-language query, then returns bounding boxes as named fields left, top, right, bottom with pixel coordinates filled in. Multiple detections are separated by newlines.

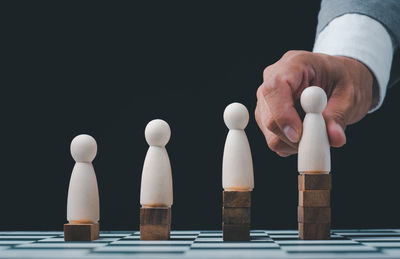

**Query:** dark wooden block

left=223, top=191, right=251, bottom=207
left=223, top=207, right=250, bottom=224
left=298, top=223, right=330, bottom=240
left=140, top=207, right=171, bottom=225
left=299, top=190, right=330, bottom=207
left=140, top=224, right=170, bottom=240
left=223, top=223, right=250, bottom=241
left=298, top=174, right=331, bottom=191
left=298, top=206, right=330, bottom=223
left=64, top=223, right=99, bottom=241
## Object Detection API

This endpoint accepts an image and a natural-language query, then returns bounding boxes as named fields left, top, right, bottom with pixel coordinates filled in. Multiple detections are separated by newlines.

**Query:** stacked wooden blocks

left=140, top=207, right=171, bottom=240
left=64, top=223, right=99, bottom=241
left=298, top=174, right=331, bottom=240
left=223, top=191, right=251, bottom=241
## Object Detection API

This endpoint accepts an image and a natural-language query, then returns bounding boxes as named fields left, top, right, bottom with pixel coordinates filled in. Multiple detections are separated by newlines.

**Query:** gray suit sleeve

left=317, top=0, right=400, bottom=88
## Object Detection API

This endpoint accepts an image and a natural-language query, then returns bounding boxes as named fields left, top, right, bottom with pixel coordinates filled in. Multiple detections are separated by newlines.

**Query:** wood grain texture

left=222, top=223, right=250, bottom=241
left=299, top=190, right=330, bottom=207
left=140, top=224, right=170, bottom=240
left=298, top=206, right=330, bottom=223
left=298, top=223, right=330, bottom=240
left=140, top=207, right=171, bottom=225
left=223, top=207, right=250, bottom=224
left=64, top=223, right=99, bottom=241
left=223, top=191, right=251, bottom=207
left=298, top=174, right=331, bottom=190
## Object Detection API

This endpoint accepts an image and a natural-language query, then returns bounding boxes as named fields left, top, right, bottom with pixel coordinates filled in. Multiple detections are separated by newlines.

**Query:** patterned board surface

left=2, top=230, right=400, bottom=258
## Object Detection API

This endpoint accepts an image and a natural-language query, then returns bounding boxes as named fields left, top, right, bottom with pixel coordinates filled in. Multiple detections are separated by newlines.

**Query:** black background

left=1, top=1, right=399, bottom=231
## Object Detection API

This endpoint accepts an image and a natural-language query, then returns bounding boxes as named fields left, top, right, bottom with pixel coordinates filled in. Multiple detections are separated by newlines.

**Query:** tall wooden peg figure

left=140, top=119, right=173, bottom=240
left=222, top=102, right=254, bottom=241
left=64, top=134, right=100, bottom=241
left=297, top=86, right=332, bottom=240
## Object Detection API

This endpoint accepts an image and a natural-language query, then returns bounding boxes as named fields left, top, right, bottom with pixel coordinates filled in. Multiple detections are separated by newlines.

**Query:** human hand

left=255, top=50, right=375, bottom=157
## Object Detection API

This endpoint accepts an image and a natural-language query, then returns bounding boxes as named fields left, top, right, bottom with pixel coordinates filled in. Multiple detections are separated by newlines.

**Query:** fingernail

left=283, top=126, right=299, bottom=143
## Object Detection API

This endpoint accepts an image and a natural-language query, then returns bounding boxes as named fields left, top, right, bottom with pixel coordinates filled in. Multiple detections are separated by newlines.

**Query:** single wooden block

left=298, top=223, right=330, bottom=240
left=223, top=191, right=251, bottom=207
left=64, top=223, right=99, bottom=241
left=223, top=207, right=250, bottom=224
left=298, top=174, right=331, bottom=191
left=140, top=224, right=170, bottom=240
left=298, top=206, right=330, bottom=223
left=223, top=223, right=250, bottom=241
left=140, top=207, right=171, bottom=225
left=299, top=190, right=330, bottom=207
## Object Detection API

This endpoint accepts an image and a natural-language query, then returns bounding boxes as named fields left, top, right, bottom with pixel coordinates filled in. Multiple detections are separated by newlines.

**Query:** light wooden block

left=298, top=206, right=330, bottom=223
left=223, top=223, right=250, bottom=241
left=298, top=174, right=331, bottom=190
left=298, top=223, right=330, bottom=240
left=64, top=223, right=99, bottom=241
left=223, top=191, right=251, bottom=207
left=223, top=207, right=250, bottom=225
left=299, top=190, right=330, bottom=207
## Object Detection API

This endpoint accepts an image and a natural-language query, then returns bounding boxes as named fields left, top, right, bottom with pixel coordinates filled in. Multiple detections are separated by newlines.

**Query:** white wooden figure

left=67, top=134, right=100, bottom=224
left=298, top=86, right=331, bottom=174
left=140, top=119, right=173, bottom=207
left=222, top=102, right=254, bottom=191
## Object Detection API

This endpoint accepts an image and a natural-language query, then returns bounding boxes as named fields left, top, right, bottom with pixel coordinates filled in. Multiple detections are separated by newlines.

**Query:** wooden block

left=299, top=190, right=330, bottom=207
left=64, top=223, right=99, bottom=241
left=298, top=174, right=331, bottom=190
left=298, top=223, right=330, bottom=240
left=298, top=206, right=330, bottom=223
left=223, top=223, right=250, bottom=241
left=223, top=191, right=251, bottom=207
left=223, top=207, right=250, bottom=224
left=140, top=224, right=170, bottom=240
left=140, top=207, right=171, bottom=225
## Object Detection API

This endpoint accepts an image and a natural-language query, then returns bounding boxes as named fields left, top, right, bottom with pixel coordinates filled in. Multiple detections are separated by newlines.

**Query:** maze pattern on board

left=1, top=229, right=400, bottom=258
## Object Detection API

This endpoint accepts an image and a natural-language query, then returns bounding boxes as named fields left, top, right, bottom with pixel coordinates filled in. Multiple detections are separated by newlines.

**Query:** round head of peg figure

left=300, top=86, right=328, bottom=114
left=145, top=119, right=171, bottom=147
left=223, top=102, right=249, bottom=130
left=70, top=134, right=97, bottom=163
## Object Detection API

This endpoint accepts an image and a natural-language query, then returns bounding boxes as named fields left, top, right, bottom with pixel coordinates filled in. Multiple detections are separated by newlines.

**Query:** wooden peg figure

left=64, top=134, right=100, bottom=241
left=297, top=86, right=331, bottom=240
left=140, top=119, right=173, bottom=240
left=222, top=102, right=253, bottom=241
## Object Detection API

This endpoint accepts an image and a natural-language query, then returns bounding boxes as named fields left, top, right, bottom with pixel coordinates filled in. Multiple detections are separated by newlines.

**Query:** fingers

left=325, top=119, right=346, bottom=148
left=255, top=100, right=298, bottom=156
left=322, top=86, right=350, bottom=148
left=259, top=78, right=303, bottom=144
left=264, top=129, right=298, bottom=155
left=256, top=95, right=299, bottom=149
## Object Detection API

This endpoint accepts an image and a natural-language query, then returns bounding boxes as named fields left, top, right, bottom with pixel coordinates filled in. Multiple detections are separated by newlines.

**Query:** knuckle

left=263, top=82, right=280, bottom=98
left=283, top=50, right=311, bottom=64
left=273, top=73, right=290, bottom=87
left=256, top=85, right=265, bottom=100
left=330, top=110, right=347, bottom=124
left=282, top=50, right=299, bottom=58
left=267, top=135, right=282, bottom=152
left=265, top=117, right=280, bottom=133
left=263, top=65, right=273, bottom=79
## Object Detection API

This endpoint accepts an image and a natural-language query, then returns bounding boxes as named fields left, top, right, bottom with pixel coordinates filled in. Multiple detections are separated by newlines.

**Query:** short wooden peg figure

left=64, top=134, right=100, bottom=241
left=140, top=119, right=173, bottom=240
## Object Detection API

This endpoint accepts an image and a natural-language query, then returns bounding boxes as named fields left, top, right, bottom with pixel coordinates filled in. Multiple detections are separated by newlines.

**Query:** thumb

left=322, top=90, right=349, bottom=148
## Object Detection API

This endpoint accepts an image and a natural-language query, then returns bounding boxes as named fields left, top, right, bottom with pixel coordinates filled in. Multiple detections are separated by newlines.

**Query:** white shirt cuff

left=313, top=13, right=394, bottom=112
